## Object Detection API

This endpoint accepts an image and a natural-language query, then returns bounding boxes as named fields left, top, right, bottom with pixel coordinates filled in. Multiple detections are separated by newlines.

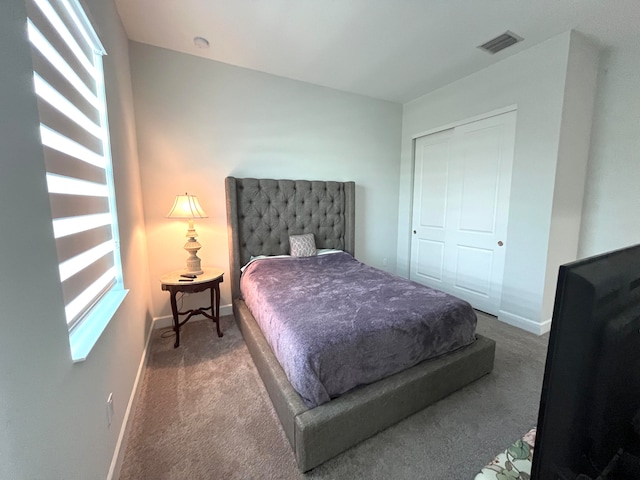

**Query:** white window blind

left=26, top=0, right=123, bottom=332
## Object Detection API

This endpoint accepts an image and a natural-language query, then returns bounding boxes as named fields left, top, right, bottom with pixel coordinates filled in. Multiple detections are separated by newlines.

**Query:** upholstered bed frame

left=225, top=176, right=496, bottom=472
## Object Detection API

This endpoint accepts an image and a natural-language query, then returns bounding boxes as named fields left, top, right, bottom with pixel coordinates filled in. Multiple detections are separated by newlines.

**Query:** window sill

left=69, top=288, right=129, bottom=362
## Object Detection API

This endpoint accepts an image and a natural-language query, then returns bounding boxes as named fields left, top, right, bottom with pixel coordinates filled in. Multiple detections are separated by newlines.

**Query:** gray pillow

left=289, top=233, right=316, bottom=257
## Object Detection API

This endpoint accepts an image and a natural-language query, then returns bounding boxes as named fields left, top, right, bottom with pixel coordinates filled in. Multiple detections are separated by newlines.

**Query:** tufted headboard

left=225, top=177, right=355, bottom=300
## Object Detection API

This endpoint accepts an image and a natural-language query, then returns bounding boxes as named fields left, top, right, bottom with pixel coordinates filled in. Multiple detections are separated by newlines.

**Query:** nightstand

left=160, top=267, right=224, bottom=348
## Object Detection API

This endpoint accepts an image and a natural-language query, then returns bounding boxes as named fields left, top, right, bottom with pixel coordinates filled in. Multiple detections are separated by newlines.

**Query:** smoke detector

left=478, top=31, right=523, bottom=54
left=193, top=36, right=210, bottom=49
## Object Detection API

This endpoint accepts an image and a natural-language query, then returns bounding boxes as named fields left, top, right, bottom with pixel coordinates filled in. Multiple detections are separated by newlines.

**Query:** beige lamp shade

left=166, top=193, right=208, bottom=219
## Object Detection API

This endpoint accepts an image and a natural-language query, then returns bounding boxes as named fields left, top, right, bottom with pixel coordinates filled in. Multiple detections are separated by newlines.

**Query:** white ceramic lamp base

left=184, top=237, right=203, bottom=275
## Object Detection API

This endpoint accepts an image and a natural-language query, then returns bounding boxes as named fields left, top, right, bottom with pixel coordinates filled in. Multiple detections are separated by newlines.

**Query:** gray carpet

left=119, top=312, right=548, bottom=479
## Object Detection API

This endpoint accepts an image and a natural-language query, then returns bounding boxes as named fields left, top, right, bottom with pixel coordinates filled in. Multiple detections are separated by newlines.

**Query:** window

left=26, top=0, right=127, bottom=361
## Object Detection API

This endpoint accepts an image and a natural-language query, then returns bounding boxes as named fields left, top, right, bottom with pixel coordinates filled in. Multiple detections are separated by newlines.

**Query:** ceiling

left=114, top=0, right=640, bottom=103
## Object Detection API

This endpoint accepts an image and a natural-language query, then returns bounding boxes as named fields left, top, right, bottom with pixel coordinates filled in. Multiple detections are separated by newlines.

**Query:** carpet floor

left=119, top=312, right=548, bottom=480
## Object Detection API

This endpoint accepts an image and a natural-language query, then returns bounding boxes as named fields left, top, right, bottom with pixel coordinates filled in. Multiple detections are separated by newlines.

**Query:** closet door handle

left=498, top=241, right=504, bottom=246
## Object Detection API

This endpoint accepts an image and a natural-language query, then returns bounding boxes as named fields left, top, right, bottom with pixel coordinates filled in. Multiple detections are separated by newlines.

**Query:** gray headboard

left=225, top=177, right=355, bottom=300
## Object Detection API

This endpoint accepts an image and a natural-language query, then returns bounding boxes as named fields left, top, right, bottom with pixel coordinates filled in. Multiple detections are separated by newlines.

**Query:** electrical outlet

left=106, top=393, right=114, bottom=428
left=382, top=257, right=388, bottom=267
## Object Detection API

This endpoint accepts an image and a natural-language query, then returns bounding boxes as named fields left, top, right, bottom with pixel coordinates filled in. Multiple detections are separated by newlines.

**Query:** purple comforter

left=240, top=252, right=477, bottom=408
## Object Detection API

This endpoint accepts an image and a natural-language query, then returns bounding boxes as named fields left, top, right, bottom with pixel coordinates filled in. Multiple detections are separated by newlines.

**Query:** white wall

left=0, top=0, right=151, bottom=478
left=398, top=32, right=598, bottom=334
left=543, top=34, right=599, bottom=323
left=579, top=44, right=640, bottom=256
left=128, top=42, right=402, bottom=322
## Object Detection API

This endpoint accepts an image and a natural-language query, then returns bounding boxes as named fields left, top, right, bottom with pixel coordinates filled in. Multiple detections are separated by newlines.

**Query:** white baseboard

left=153, top=304, right=233, bottom=329
left=106, top=319, right=155, bottom=480
left=498, top=310, right=551, bottom=335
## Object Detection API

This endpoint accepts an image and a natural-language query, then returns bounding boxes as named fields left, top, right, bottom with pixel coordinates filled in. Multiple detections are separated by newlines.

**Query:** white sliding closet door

left=410, top=111, right=516, bottom=315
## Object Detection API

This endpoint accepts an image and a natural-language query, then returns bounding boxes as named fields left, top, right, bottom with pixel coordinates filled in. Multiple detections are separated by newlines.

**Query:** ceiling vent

left=478, top=31, right=523, bottom=54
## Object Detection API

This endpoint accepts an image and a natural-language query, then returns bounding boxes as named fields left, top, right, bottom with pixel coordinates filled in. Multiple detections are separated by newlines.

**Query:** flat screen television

left=532, top=243, right=640, bottom=479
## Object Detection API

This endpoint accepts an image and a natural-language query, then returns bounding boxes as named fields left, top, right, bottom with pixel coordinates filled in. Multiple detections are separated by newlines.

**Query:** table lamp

left=166, top=193, right=208, bottom=274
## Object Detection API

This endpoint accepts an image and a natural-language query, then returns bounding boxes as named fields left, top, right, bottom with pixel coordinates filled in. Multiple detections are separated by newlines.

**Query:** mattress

left=240, top=251, right=477, bottom=408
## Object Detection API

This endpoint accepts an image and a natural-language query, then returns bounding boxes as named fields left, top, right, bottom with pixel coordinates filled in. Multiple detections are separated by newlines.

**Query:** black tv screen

left=532, top=244, right=640, bottom=479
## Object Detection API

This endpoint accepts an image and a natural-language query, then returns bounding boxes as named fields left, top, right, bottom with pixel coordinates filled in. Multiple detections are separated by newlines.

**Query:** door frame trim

left=410, top=104, right=518, bottom=141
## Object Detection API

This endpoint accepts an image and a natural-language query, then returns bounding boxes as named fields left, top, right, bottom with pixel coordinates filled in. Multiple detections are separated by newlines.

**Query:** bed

left=225, top=176, right=496, bottom=471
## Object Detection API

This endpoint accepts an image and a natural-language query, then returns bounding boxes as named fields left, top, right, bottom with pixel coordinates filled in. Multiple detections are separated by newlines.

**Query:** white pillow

left=316, top=248, right=343, bottom=256
left=240, top=254, right=290, bottom=272
left=289, top=233, right=317, bottom=257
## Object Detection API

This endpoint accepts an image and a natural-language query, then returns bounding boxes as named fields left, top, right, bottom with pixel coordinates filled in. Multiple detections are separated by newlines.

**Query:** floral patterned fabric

left=475, top=428, right=536, bottom=480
